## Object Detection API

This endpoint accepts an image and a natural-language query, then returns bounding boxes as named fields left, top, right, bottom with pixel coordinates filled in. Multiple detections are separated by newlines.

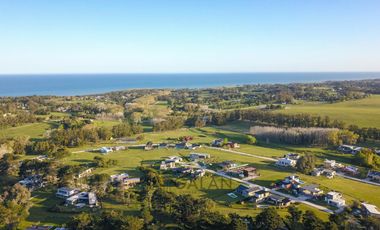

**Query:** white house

left=100, top=147, right=113, bottom=154
left=189, top=153, right=210, bottom=161
left=165, top=156, right=183, bottom=163
left=160, top=161, right=176, bottom=170
left=325, top=192, right=345, bottom=208
left=276, top=157, right=297, bottom=167
left=66, top=192, right=98, bottom=207
left=324, top=159, right=336, bottom=169
left=56, top=187, right=80, bottom=199
left=362, top=203, right=380, bottom=218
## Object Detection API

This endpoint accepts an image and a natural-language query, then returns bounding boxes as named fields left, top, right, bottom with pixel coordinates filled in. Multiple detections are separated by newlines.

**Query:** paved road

left=207, top=146, right=380, bottom=187
left=204, top=168, right=334, bottom=214
left=337, top=172, right=380, bottom=187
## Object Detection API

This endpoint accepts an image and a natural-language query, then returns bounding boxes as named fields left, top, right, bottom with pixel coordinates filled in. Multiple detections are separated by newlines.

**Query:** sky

left=0, top=0, right=379, bottom=74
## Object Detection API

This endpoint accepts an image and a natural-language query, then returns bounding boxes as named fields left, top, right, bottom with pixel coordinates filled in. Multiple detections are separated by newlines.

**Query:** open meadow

left=277, top=95, right=380, bottom=128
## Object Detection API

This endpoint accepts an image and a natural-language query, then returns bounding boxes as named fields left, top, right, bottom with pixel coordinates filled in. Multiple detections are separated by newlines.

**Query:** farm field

left=277, top=95, right=380, bottom=128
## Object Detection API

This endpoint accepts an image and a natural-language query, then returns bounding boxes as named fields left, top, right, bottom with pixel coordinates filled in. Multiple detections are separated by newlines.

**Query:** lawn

left=276, top=95, right=380, bottom=128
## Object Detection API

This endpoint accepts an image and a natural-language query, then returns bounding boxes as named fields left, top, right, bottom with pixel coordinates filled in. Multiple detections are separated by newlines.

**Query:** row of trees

left=49, top=122, right=142, bottom=147
left=249, top=126, right=358, bottom=146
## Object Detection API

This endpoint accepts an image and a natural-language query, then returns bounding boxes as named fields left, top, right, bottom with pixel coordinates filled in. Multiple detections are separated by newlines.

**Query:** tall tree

left=254, top=207, right=284, bottom=230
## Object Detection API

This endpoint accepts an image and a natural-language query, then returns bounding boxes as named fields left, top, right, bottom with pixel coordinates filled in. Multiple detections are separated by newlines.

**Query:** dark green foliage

left=254, top=207, right=284, bottom=230
left=296, top=153, right=316, bottom=174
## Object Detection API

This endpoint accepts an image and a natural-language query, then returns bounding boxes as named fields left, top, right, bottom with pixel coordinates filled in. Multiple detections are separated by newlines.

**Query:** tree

left=141, top=167, right=163, bottom=187
left=0, top=184, right=32, bottom=229
left=296, top=153, right=316, bottom=174
left=0, top=153, right=19, bottom=176
left=246, top=135, right=257, bottom=145
left=89, top=174, right=110, bottom=198
left=11, top=136, right=29, bottom=155
left=124, top=216, right=144, bottom=230
left=254, top=207, right=284, bottom=230
left=97, top=127, right=112, bottom=140
left=355, top=148, right=380, bottom=168
left=66, top=213, right=94, bottom=230
left=285, top=205, right=303, bottom=230
left=302, top=210, right=324, bottom=230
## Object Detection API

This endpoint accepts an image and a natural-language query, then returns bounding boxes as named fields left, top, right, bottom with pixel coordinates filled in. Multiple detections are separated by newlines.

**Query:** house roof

left=362, top=203, right=380, bottom=215
left=301, top=184, right=321, bottom=193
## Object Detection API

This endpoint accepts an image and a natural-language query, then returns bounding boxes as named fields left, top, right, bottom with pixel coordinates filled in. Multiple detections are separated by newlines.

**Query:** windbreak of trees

left=250, top=126, right=358, bottom=146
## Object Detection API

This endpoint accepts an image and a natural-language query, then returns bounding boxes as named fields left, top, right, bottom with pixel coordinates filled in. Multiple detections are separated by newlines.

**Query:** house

left=144, top=142, right=154, bottom=150
left=352, top=147, right=363, bottom=154
left=219, top=161, right=238, bottom=169
left=325, top=191, right=345, bottom=208
left=243, top=167, right=257, bottom=178
left=235, top=184, right=250, bottom=195
left=176, top=142, right=193, bottom=149
left=165, top=156, right=183, bottom=163
left=267, top=194, right=291, bottom=207
left=113, top=146, right=127, bottom=151
left=276, top=157, right=297, bottom=167
left=338, top=145, right=356, bottom=154
left=76, top=168, right=93, bottom=179
left=181, top=136, right=193, bottom=142
left=312, top=168, right=324, bottom=177
left=174, top=167, right=193, bottom=175
left=324, top=169, right=336, bottom=179
left=367, top=170, right=380, bottom=182
left=338, top=145, right=362, bottom=154
left=19, top=175, right=45, bottom=190
left=300, top=184, right=323, bottom=197
left=362, top=203, right=380, bottom=218
left=56, top=187, right=80, bottom=199
left=124, top=178, right=141, bottom=187
left=324, top=159, right=336, bottom=169
left=211, top=139, right=224, bottom=147
left=110, top=173, right=129, bottom=184
left=191, top=169, right=206, bottom=178
left=281, top=175, right=302, bottom=190
left=65, top=192, right=98, bottom=207
left=235, top=184, right=262, bottom=197
left=189, top=153, right=210, bottom=161
left=100, top=147, right=113, bottom=154
left=342, top=165, right=359, bottom=175
left=226, top=142, right=240, bottom=149
left=285, top=153, right=300, bottom=160
left=160, top=161, right=176, bottom=170
left=158, top=143, right=168, bottom=149
left=252, top=190, right=270, bottom=203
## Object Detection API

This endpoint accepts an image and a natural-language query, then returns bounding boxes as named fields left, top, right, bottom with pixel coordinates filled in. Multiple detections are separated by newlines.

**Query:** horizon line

left=1, top=71, right=380, bottom=76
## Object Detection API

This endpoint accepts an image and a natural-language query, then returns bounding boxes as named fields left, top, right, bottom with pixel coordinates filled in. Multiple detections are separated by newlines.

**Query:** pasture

left=277, top=95, right=380, bottom=128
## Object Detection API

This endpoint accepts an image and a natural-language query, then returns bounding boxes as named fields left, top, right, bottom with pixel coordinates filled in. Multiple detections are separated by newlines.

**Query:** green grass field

left=0, top=122, right=58, bottom=140
left=277, top=95, right=380, bottom=128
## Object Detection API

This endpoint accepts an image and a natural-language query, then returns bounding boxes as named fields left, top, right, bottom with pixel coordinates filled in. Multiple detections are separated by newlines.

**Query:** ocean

left=0, top=72, right=379, bottom=96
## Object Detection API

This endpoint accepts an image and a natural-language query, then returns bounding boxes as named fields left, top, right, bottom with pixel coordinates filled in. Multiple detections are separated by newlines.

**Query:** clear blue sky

left=0, top=0, right=379, bottom=74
